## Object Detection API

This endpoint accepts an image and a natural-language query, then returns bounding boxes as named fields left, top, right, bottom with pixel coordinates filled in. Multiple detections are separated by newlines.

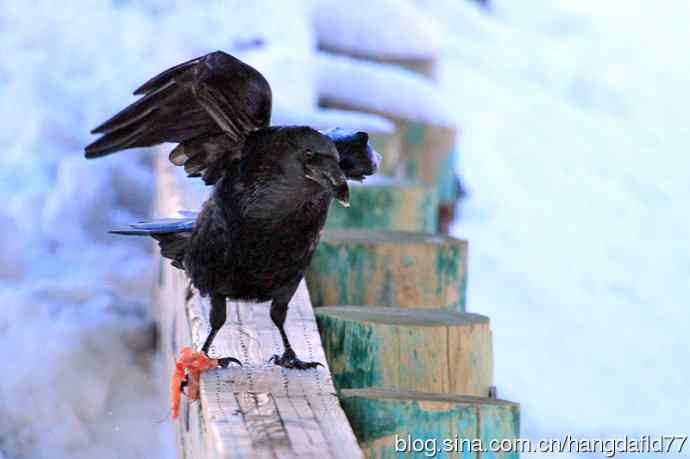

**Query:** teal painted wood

left=369, top=131, right=401, bottom=177
left=479, top=403, right=522, bottom=459
left=399, top=121, right=460, bottom=207
left=316, top=308, right=386, bottom=391
left=306, top=229, right=468, bottom=312
left=436, top=149, right=461, bottom=204
left=325, top=180, right=438, bottom=232
left=315, top=306, right=493, bottom=397
left=339, top=388, right=519, bottom=459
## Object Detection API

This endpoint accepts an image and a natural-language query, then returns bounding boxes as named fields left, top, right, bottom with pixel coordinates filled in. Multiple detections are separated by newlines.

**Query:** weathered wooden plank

left=316, top=306, right=493, bottom=398
left=338, top=388, right=519, bottom=459
left=326, top=178, right=438, bottom=232
left=368, top=131, right=402, bottom=177
left=154, top=156, right=362, bottom=459
left=306, top=229, right=468, bottom=312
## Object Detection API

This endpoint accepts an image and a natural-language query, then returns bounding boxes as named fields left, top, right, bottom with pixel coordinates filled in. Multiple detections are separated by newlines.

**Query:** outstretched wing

left=85, top=51, right=272, bottom=185
left=322, top=128, right=381, bottom=181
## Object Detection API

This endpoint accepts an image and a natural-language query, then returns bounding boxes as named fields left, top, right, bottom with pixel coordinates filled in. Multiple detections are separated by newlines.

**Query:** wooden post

left=320, top=99, right=458, bottom=185
left=306, top=229, right=467, bottom=312
left=316, top=306, right=493, bottom=397
left=320, top=98, right=461, bottom=230
left=339, top=388, right=520, bottom=459
left=326, top=179, right=438, bottom=232
left=155, top=156, right=362, bottom=459
left=369, top=130, right=402, bottom=177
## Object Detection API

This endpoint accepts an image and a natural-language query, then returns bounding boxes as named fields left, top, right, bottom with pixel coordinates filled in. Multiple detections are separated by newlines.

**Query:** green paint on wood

left=368, top=132, right=399, bottom=177
left=325, top=182, right=438, bottom=233
left=418, top=191, right=438, bottom=231
left=306, top=230, right=468, bottom=312
left=316, top=307, right=492, bottom=396
left=339, top=389, right=519, bottom=459
left=340, top=393, right=476, bottom=446
left=479, top=404, right=521, bottom=459
left=317, top=306, right=486, bottom=327
left=437, top=149, right=461, bottom=204
left=405, top=122, right=426, bottom=146
left=403, top=123, right=426, bottom=180
left=316, top=312, right=385, bottom=390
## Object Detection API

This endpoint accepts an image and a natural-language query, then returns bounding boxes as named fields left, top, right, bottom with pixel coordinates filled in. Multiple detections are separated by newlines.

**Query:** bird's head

left=243, top=127, right=350, bottom=207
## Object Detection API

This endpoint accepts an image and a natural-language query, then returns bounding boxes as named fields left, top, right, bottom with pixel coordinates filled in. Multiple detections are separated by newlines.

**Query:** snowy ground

left=0, top=1, right=316, bottom=458
left=2, top=0, right=689, bottom=458
left=423, top=0, right=690, bottom=455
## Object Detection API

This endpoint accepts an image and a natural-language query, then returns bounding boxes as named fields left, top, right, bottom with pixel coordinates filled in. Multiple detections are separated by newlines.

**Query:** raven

left=85, top=51, right=380, bottom=369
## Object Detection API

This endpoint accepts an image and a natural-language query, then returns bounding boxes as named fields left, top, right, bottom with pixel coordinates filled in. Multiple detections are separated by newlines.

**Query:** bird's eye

left=304, top=149, right=315, bottom=160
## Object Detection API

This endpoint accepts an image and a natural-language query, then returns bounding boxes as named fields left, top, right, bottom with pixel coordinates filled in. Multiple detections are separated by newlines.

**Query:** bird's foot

left=217, top=356, right=243, bottom=368
left=269, top=349, right=323, bottom=370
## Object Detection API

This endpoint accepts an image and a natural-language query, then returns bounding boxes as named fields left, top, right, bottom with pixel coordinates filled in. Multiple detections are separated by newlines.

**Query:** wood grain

left=316, top=306, right=493, bottom=397
left=325, top=178, right=438, bottom=232
left=306, top=229, right=468, bottom=312
left=339, top=388, right=520, bottom=459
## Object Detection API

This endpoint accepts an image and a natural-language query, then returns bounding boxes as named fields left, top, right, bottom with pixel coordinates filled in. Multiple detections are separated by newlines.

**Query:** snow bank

left=273, top=106, right=395, bottom=134
left=243, top=49, right=317, bottom=111
left=0, top=283, right=169, bottom=459
left=41, top=155, right=154, bottom=247
left=312, top=0, right=439, bottom=59
left=0, top=212, right=28, bottom=280
left=0, top=0, right=318, bottom=457
left=316, top=52, right=456, bottom=125
left=421, top=0, right=690, bottom=449
left=155, top=1, right=316, bottom=109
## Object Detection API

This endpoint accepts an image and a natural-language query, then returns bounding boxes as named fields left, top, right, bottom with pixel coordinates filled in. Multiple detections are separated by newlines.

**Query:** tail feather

left=110, top=216, right=195, bottom=235
left=110, top=215, right=196, bottom=269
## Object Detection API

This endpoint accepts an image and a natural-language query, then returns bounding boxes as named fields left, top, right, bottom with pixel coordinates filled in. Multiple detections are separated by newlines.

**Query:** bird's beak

left=323, top=165, right=350, bottom=208
left=334, top=182, right=350, bottom=207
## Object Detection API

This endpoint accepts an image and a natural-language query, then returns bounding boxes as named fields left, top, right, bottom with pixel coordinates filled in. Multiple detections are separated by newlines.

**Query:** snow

left=0, top=212, right=28, bottom=280
left=316, top=52, right=456, bottom=125
left=418, top=0, right=690, bottom=455
left=312, top=0, right=439, bottom=59
left=0, top=1, right=318, bottom=457
left=4, top=0, right=688, bottom=457
left=272, top=106, right=395, bottom=134
left=0, top=283, right=170, bottom=459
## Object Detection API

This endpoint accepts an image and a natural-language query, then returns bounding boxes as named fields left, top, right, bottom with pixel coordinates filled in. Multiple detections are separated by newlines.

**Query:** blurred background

left=1, top=0, right=689, bottom=458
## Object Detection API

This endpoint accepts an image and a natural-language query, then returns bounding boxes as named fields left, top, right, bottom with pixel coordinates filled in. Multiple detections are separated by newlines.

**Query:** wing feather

left=85, top=51, right=272, bottom=185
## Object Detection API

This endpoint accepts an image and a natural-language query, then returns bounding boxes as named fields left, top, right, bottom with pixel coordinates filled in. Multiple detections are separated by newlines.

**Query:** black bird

left=85, top=51, right=380, bottom=369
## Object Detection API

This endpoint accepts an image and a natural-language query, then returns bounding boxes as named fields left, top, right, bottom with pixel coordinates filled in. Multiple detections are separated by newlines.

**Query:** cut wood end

left=316, top=306, right=488, bottom=327
left=340, top=387, right=518, bottom=408
left=322, top=228, right=467, bottom=246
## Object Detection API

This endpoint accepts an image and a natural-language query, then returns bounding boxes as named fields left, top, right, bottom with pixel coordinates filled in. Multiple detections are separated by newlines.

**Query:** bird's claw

left=269, top=351, right=323, bottom=370
left=217, top=356, right=243, bottom=368
left=180, top=375, right=189, bottom=394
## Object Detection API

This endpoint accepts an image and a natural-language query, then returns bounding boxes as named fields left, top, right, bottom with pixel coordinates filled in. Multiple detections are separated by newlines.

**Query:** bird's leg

left=171, top=295, right=242, bottom=419
left=200, top=294, right=241, bottom=368
left=269, top=297, right=323, bottom=370
left=173, top=295, right=242, bottom=412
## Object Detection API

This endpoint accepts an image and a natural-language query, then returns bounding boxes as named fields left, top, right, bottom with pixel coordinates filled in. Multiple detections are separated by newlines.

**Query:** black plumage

left=87, top=51, right=380, bottom=369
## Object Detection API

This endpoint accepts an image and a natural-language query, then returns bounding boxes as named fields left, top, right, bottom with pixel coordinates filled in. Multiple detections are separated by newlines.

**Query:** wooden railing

left=154, top=157, right=362, bottom=458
